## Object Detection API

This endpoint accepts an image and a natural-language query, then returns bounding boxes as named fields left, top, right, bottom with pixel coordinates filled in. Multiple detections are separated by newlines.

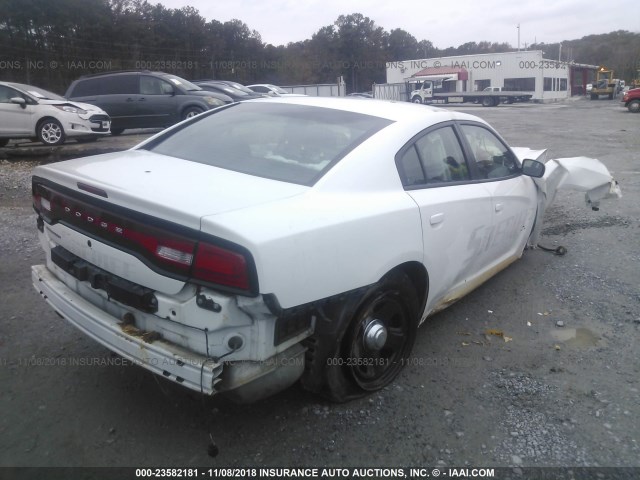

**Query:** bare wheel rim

left=347, top=291, right=411, bottom=390
left=41, top=122, right=62, bottom=144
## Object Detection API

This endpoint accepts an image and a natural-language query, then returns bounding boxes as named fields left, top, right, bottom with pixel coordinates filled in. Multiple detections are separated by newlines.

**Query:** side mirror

left=522, top=159, right=545, bottom=178
left=10, top=97, right=27, bottom=109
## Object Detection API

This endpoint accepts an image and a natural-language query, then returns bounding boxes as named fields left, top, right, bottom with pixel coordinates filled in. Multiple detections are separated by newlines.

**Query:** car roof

left=247, top=96, right=484, bottom=125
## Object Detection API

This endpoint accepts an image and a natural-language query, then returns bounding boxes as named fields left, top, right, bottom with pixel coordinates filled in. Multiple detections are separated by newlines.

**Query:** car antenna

left=201, top=328, right=220, bottom=457
left=207, top=431, right=219, bottom=458
left=201, top=328, right=242, bottom=458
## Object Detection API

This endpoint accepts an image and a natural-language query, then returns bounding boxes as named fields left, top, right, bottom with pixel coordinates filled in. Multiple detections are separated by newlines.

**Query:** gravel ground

left=0, top=99, right=639, bottom=478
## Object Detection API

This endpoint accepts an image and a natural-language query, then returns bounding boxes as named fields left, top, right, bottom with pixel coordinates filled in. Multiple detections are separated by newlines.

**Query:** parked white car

left=247, top=83, right=305, bottom=96
left=0, top=81, right=111, bottom=146
left=31, top=97, right=620, bottom=402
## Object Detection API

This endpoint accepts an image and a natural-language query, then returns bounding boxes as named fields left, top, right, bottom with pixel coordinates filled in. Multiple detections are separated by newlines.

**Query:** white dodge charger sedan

left=31, top=97, right=620, bottom=402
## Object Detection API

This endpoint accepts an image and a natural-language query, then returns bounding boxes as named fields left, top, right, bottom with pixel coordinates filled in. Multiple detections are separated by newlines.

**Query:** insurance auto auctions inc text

left=197, top=467, right=495, bottom=478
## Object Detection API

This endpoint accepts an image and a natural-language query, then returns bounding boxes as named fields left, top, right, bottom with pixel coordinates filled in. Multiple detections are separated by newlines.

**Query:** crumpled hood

left=40, top=99, right=106, bottom=113
left=512, top=147, right=622, bottom=246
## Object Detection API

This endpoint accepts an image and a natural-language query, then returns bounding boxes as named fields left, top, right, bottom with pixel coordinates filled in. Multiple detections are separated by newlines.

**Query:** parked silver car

left=0, top=81, right=111, bottom=146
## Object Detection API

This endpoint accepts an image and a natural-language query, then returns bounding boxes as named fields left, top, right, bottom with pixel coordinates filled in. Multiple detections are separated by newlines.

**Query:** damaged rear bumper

left=32, top=264, right=308, bottom=400
left=32, top=264, right=224, bottom=393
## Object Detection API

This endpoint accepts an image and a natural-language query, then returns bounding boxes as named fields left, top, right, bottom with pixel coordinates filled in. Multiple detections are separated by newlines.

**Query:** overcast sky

left=158, top=0, right=639, bottom=50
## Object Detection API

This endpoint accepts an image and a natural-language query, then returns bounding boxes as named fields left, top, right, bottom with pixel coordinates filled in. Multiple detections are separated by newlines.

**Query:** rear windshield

left=143, top=102, right=392, bottom=186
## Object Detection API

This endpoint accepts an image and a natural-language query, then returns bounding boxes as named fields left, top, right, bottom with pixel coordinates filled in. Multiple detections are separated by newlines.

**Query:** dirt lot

left=0, top=99, right=639, bottom=476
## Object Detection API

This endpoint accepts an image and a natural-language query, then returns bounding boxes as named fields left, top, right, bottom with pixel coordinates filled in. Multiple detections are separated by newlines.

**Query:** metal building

left=384, top=51, right=596, bottom=102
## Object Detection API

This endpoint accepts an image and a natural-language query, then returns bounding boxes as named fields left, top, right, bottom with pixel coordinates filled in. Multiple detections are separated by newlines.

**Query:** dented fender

left=512, top=148, right=622, bottom=247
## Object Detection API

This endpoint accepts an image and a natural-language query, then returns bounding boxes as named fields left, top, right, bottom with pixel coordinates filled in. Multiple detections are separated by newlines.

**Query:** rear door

left=397, top=122, right=495, bottom=316
left=100, top=74, right=141, bottom=129
left=70, top=75, right=140, bottom=129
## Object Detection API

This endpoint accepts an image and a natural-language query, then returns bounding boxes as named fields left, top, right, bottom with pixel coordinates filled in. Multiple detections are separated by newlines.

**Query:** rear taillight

left=39, top=196, right=51, bottom=212
left=33, top=185, right=52, bottom=214
left=192, top=243, right=250, bottom=291
left=156, top=245, right=193, bottom=266
left=32, top=181, right=255, bottom=295
left=124, top=229, right=196, bottom=273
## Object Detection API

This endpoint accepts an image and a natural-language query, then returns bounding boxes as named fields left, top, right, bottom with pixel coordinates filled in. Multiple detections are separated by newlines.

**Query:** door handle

left=126, top=97, right=134, bottom=102
left=138, top=97, right=146, bottom=101
left=429, top=213, right=444, bottom=225
left=495, top=203, right=504, bottom=212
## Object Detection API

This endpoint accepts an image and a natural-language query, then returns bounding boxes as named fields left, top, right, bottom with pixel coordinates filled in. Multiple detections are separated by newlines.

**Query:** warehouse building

left=384, top=50, right=596, bottom=102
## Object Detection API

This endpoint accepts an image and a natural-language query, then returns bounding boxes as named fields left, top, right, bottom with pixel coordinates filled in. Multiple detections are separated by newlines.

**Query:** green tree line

left=1, top=0, right=639, bottom=94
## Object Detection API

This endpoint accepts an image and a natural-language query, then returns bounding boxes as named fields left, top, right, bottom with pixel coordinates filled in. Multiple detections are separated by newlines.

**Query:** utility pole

left=517, top=24, right=520, bottom=51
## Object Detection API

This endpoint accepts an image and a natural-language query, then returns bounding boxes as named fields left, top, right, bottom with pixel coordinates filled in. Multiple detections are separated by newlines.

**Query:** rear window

left=142, top=102, right=392, bottom=185
left=102, top=75, right=138, bottom=95
left=68, top=77, right=102, bottom=97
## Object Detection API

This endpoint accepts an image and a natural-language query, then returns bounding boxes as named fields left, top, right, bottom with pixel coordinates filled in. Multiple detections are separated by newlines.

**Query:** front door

left=458, top=123, right=537, bottom=266
left=0, top=85, right=33, bottom=135
left=397, top=122, right=495, bottom=317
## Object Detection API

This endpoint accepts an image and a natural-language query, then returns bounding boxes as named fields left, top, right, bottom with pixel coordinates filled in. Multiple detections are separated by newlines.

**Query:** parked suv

left=621, top=88, right=640, bottom=113
left=65, top=71, right=228, bottom=134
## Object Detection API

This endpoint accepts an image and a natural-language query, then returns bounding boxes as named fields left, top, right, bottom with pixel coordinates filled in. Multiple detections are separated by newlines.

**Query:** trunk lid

left=33, top=150, right=309, bottom=230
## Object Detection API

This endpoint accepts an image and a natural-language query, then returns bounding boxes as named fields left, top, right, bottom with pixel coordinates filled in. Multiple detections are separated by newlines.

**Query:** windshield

left=143, top=102, right=392, bottom=186
left=268, top=85, right=289, bottom=94
left=164, top=75, right=201, bottom=91
left=218, top=86, right=249, bottom=96
left=225, top=81, right=255, bottom=94
left=10, top=83, right=65, bottom=100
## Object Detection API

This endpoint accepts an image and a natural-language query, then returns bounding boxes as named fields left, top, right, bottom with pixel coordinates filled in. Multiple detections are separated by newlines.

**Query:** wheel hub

left=363, top=319, right=387, bottom=350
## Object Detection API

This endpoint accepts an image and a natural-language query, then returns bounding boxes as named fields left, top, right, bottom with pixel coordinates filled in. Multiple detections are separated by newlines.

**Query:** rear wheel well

left=387, top=261, right=429, bottom=316
left=300, top=262, right=428, bottom=401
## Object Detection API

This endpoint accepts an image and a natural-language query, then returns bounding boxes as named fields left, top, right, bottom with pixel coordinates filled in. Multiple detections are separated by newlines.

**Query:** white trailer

left=281, top=77, right=347, bottom=97
left=407, top=80, right=533, bottom=106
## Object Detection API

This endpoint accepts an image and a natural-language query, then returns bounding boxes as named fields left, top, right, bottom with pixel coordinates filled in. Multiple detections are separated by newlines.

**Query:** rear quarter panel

left=201, top=189, right=423, bottom=309
left=201, top=125, right=427, bottom=309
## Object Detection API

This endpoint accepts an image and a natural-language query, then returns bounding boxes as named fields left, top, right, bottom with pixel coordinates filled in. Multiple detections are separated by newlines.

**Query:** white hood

left=39, top=98, right=105, bottom=113
left=512, top=147, right=622, bottom=246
